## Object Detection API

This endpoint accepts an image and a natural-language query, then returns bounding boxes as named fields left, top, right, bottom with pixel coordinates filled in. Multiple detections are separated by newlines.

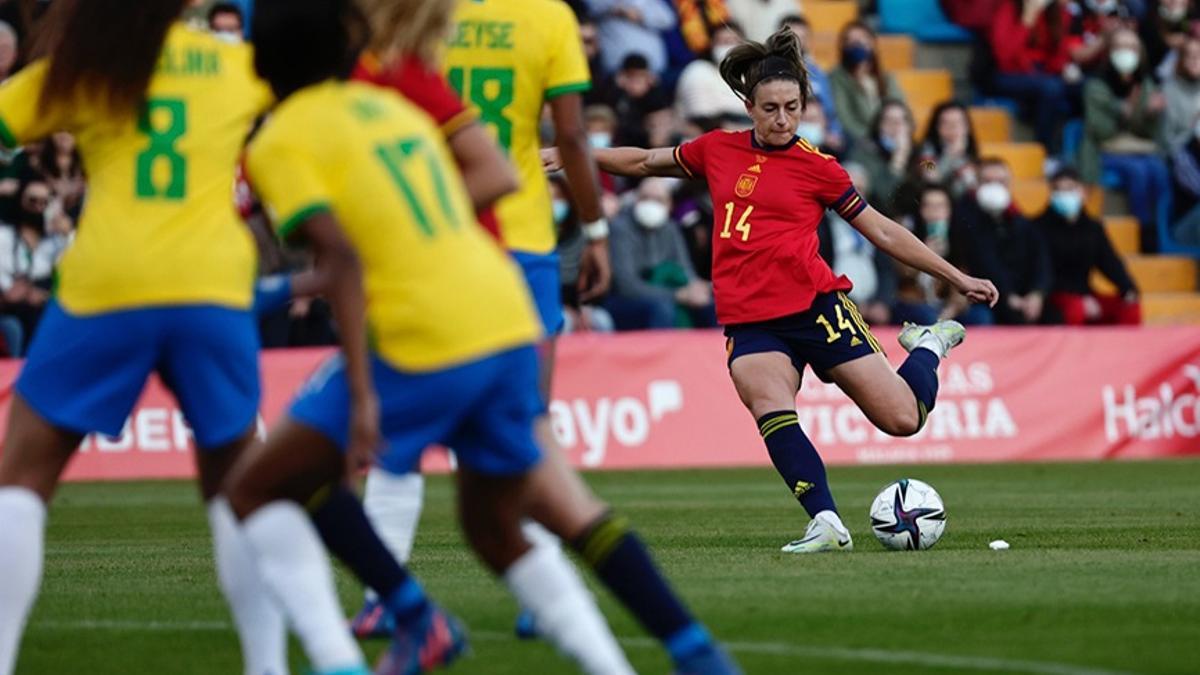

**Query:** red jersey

left=674, top=130, right=865, bottom=325
left=351, top=54, right=501, bottom=238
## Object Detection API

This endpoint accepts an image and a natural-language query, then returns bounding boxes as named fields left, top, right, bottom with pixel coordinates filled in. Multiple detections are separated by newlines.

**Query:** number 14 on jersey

left=720, top=202, right=753, bottom=241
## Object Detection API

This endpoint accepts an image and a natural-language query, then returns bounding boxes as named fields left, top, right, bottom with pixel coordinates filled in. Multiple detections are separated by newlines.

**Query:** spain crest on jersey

left=735, top=173, right=758, bottom=198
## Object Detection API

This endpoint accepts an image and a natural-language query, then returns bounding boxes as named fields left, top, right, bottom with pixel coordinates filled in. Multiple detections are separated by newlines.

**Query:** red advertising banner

left=0, top=327, right=1196, bottom=482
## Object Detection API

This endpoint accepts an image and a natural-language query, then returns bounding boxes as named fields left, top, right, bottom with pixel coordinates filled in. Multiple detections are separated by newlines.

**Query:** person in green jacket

left=829, top=20, right=906, bottom=145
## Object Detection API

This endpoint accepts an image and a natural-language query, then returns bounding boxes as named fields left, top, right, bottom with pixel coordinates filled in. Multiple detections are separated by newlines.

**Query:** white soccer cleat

left=897, top=320, right=965, bottom=359
left=780, top=511, right=853, bottom=554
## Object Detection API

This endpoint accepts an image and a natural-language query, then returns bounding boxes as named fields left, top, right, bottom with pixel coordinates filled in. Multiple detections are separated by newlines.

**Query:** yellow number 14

left=816, top=305, right=858, bottom=343
left=721, top=202, right=753, bottom=241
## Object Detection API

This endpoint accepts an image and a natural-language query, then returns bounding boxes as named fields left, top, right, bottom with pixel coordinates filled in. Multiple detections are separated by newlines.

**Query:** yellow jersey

left=444, top=0, right=591, bottom=254
left=0, top=24, right=271, bottom=314
left=244, top=80, right=541, bottom=372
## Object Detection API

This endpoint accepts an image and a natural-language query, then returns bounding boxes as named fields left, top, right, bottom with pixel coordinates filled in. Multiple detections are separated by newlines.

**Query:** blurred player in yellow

left=0, top=2, right=288, bottom=674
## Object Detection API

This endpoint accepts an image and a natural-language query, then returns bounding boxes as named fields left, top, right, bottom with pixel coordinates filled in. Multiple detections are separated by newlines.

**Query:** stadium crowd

left=1, top=0, right=1198, bottom=356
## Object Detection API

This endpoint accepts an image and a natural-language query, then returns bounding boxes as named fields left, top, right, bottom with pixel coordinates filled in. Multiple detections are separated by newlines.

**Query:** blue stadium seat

left=879, top=0, right=973, bottom=43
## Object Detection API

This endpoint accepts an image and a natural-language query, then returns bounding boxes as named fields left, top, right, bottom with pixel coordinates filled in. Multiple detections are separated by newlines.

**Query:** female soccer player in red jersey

left=546, top=28, right=999, bottom=553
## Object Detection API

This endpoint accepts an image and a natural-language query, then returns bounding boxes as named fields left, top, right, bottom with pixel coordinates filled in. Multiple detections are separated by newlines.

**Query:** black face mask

left=841, top=44, right=872, bottom=69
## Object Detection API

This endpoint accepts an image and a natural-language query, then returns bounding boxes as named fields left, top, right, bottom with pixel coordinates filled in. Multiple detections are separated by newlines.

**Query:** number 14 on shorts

left=816, top=304, right=857, bottom=344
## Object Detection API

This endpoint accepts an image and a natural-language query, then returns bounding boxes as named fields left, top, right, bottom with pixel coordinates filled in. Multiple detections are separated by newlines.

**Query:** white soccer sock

left=505, top=544, right=634, bottom=675
left=207, top=497, right=289, bottom=675
left=241, top=501, right=364, bottom=673
left=361, top=469, right=424, bottom=603
left=815, top=509, right=849, bottom=536
left=0, top=487, right=46, bottom=675
left=915, top=333, right=943, bottom=359
left=520, top=518, right=561, bottom=549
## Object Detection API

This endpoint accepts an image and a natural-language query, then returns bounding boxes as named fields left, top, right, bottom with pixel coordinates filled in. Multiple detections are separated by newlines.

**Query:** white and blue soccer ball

left=870, top=478, right=946, bottom=551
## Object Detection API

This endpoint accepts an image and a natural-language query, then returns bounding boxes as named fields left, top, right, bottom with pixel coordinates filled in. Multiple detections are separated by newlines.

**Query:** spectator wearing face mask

left=583, top=105, right=623, bottom=207
left=914, top=101, right=981, bottom=199
left=208, top=2, right=244, bottom=41
left=586, top=0, right=678, bottom=76
left=1168, top=111, right=1200, bottom=245
left=818, top=162, right=897, bottom=327
left=606, top=177, right=717, bottom=330
left=828, top=21, right=905, bottom=144
left=953, top=158, right=1053, bottom=325
left=1034, top=167, right=1140, bottom=325
left=1163, top=36, right=1200, bottom=150
left=1081, top=26, right=1169, bottom=251
left=550, top=176, right=617, bottom=334
left=795, top=98, right=846, bottom=158
left=676, top=22, right=750, bottom=124
left=1140, top=0, right=1196, bottom=76
left=780, top=15, right=845, bottom=152
left=850, top=99, right=917, bottom=218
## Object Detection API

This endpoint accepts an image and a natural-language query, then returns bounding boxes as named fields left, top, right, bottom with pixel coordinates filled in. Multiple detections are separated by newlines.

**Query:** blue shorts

left=512, top=250, right=563, bottom=336
left=289, top=346, right=544, bottom=476
left=16, top=300, right=261, bottom=448
left=724, top=291, right=883, bottom=384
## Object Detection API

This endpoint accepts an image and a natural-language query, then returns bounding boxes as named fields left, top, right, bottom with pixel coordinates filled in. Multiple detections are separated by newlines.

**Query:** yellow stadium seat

left=1102, top=216, right=1140, bottom=256
left=804, top=1, right=860, bottom=34
left=878, top=35, right=915, bottom=71
left=893, top=69, right=953, bottom=111
left=968, top=107, right=1011, bottom=144
left=1141, top=292, right=1200, bottom=324
left=1086, top=186, right=1104, bottom=217
left=809, top=31, right=838, bottom=71
left=979, top=142, right=1046, bottom=179
left=912, top=105, right=932, bottom=138
left=1011, top=179, right=1049, bottom=216
left=1093, top=255, right=1197, bottom=295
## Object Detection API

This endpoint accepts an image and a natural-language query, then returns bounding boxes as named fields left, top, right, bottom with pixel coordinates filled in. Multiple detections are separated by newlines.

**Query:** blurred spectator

left=953, top=158, right=1053, bottom=325
left=675, top=21, right=749, bottom=123
left=987, top=0, right=1079, bottom=155
left=1168, top=115, right=1200, bottom=244
left=38, top=132, right=84, bottom=216
left=824, top=163, right=897, bottom=326
left=586, top=0, right=678, bottom=76
left=795, top=97, right=846, bottom=157
left=727, top=0, right=803, bottom=42
left=895, top=184, right=993, bottom=325
left=551, top=176, right=616, bottom=333
left=0, top=21, right=17, bottom=82
left=850, top=99, right=916, bottom=217
left=580, top=19, right=608, bottom=106
left=1035, top=167, right=1142, bottom=324
left=1162, top=36, right=1200, bottom=149
left=605, top=177, right=717, bottom=329
left=914, top=101, right=980, bottom=198
left=1081, top=26, right=1169, bottom=251
left=672, top=0, right=732, bottom=56
left=780, top=14, right=846, bottom=151
left=601, top=53, right=673, bottom=147
left=583, top=105, right=624, bottom=213
left=829, top=21, right=906, bottom=144
left=1139, top=0, right=1196, bottom=77
left=207, top=1, right=243, bottom=40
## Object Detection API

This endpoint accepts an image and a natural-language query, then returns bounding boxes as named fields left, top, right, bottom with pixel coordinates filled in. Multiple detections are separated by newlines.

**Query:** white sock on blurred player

left=505, top=543, right=635, bottom=675
left=0, top=487, right=44, bottom=675
left=240, top=501, right=365, bottom=673
left=207, top=497, right=289, bottom=675
left=521, top=518, right=561, bottom=549
left=361, top=469, right=423, bottom=603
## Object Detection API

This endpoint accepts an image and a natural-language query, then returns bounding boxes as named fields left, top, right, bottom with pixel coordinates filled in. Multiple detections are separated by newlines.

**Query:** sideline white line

left=32, top=620, right=1140, bottom=675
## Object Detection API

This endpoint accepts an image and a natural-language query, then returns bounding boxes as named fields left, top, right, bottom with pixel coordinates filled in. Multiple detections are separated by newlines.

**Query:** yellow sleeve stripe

left=0, top=116, right=17, bottom=149
left=277, top=201, right=332, bottom=241
left=440, top=109, right=477, bottom=139
left=545, top=81, right=591, bottom=99
left=673, top=146, right=696, bottom=178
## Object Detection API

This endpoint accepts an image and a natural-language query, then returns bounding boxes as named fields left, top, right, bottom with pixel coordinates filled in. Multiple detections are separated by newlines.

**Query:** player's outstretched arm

left=541, top=145, right=686, bottom=179
left=448, top=123, right=519, bottom=212
left=549, top=92, right=611, bottom=300
left=850, top=205, right=999, bottom=307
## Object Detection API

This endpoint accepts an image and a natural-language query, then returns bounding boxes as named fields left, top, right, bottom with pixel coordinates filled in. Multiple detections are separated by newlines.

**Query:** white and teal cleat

left=897, top=320, right=966, bottom=359
left=780, top=511, right=853, bottom=554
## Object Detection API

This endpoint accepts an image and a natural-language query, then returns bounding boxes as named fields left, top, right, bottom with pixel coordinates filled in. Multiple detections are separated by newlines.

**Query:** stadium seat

left=1103, top=216, right=1141, bottom=256
left=804, top=1, right=859, bottom=34
left=893, top=69, right=953, bottom=111
left=1011, top=179, right=1105, bottom=218
left=968, top=107, right=1011, bottom=144
left=1093, top=255, right=1198, bottom=294
left=877, top=35, right=915, bottom=71
left=979, top=141, right=1046, bottom=179
left=809, top=31, right=838, bottom=70
left=878, top=0, right=973, bottom=43
left=1140, top=292, right=1200, bottom=324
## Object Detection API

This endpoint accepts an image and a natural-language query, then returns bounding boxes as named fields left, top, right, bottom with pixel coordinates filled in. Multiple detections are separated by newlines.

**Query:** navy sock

left=897, top=347, right=940, bottom=431
left=571, top=513, right=711, bottom=663
left=308, top=484, right=429, bottom=623
left=757, top=411, right=837, bottom=517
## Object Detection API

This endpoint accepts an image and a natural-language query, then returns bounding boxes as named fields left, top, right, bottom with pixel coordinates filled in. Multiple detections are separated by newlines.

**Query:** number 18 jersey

left=0, top=24, right=271, bottom=314
left=444, top=0, right=591, bottom=254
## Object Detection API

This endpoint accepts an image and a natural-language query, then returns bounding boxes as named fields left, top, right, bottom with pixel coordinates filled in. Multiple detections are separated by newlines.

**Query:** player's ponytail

left=718, top=27, right=809, bottom=107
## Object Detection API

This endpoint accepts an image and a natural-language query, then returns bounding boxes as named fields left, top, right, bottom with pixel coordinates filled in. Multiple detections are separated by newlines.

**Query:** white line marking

left=32, top=620, right=1140, bottom=675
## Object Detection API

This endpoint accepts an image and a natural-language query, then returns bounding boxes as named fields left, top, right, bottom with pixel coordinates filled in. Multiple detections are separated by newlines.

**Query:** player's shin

left=757, top=411, right=838, bottom=517
left=0, top=486, right=44, bottom=675
left=207, top=497, right=289, bottom=675
left=896, top=348, right=940, bottom=432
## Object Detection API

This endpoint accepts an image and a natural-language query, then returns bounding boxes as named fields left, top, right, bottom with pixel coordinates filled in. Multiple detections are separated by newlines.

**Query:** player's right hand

left=346, top=392, right=381, bottom=474
left=540, top=147, right=563, bottom=172
left=960, top=276, right=999, bottom=307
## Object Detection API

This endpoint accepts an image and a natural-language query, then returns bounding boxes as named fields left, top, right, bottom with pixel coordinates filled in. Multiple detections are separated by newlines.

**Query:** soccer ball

left=869, top=478, right=946, bottom=551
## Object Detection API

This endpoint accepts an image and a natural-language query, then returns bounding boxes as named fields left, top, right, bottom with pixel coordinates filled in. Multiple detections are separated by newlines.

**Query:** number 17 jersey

left=444, top=0, right=591, bottom=254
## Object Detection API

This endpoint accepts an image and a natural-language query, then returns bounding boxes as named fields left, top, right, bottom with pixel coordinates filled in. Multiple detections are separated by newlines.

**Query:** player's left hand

left=346, top=392, right=381, bottom=474
left=959, top=275, right=999, bottom=307
left=578, top=240, right=612, bottom=302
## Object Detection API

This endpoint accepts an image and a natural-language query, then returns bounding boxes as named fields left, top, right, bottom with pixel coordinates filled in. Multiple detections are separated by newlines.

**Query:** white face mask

left=1110, top=48, right=1140, bottom=75
left=712, top=44, right=735, bottom=65
left=796, top=121, right=825, bottom=148
left=588, top=131, right=612, bottom=149
left=634, top=200, right=670, bottom=229
left=1161, top=4, right=1188, bottom=21
left=976, top=182, right=1011, bottom=215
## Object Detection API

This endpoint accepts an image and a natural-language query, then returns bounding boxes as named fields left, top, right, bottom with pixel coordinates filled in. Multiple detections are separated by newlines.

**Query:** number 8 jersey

left=674, top=130, right=866, bottom=326
left=444, top=0, right=591, bottom=255
left=0, top=23, right=271, bottom=314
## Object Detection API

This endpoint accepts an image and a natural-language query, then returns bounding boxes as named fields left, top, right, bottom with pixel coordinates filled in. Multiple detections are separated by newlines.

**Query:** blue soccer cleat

left=514, top=609, right=539, bottom=640
left=673, top=643, right=743, bottom=675
left=351, top=597, right=396, bottom=640
left=374, top=604, right=468, bottom=675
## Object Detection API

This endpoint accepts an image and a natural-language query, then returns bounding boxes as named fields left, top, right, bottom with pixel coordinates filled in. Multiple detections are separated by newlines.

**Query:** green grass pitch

left=16, top=460, right=1200, bottom=674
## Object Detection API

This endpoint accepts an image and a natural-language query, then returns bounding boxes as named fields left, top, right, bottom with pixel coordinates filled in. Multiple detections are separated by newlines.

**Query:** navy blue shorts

left=289, top=346, right=544, bottom=477
left=17, top=300, right=260, bottom=448
left=512, top=250, right=564, bottom=336
left=724, top=291, right=884, bottom=384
